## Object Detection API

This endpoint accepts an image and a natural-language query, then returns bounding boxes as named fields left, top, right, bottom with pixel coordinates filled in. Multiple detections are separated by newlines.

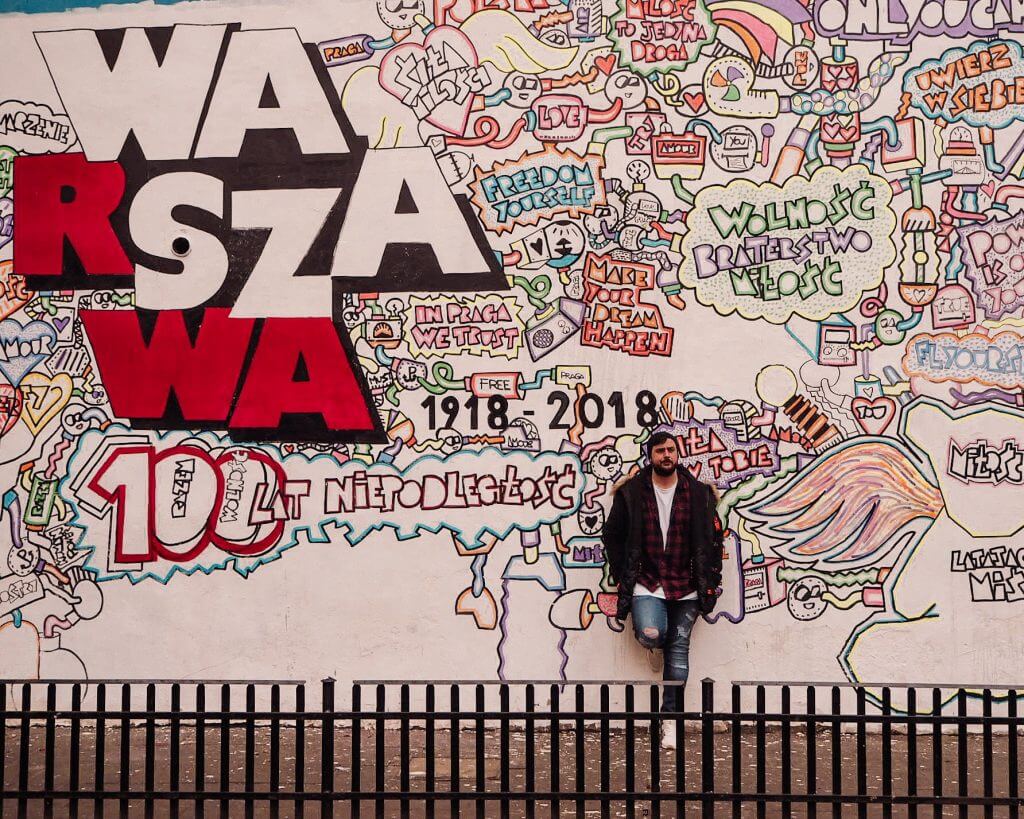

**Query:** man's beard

left=652, top=462, right=677, bottom=476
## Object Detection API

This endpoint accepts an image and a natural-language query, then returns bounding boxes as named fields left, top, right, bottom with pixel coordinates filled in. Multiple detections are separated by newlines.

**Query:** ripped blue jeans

left=631, top=596, right=700, bottom=713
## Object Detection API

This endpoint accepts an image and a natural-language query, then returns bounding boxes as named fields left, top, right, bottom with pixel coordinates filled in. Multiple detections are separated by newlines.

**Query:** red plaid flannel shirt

left=635, top=474, right=695, bottom=599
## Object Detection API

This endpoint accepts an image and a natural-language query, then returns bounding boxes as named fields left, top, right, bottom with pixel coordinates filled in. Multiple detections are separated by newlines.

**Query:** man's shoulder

left=611, top=469, right=645, bottom=496
left=680, top=470, right=719, bottom=501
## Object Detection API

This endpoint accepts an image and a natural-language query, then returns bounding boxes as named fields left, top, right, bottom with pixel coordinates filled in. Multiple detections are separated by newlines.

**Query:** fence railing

left=1, top=678, right=1021, bottom=817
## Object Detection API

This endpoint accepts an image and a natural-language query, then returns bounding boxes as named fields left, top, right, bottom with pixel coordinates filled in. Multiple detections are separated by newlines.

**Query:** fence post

left=144, top=684, right=156, bottom=819
left=701, top=678, right=715, bottom=819
left=400, top=684, right=410, bottom=819
left=322, top=678, right=336, bottom=819
left=351, top=684, right=362, bottom=819
left=0, top=683, right=6, bottom=815
left=1008, top=690, right=1019, bottom=819
left=219, top=685, right=230, bottom=819
left=18, top=684, right=30, bottom=819
left=44, top=683, right=56, bottom=819
left=244, top=684, right=255, bottom=819
left=295, top=684, right=306, bottom=814
left=121, top=684, right=132, bottom=819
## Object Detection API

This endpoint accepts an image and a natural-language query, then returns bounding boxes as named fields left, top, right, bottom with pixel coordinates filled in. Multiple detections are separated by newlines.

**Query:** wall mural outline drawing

left=0, top=0, right=1022, bottom=709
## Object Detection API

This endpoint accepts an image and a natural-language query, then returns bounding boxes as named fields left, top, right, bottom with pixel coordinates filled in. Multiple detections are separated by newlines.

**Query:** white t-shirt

left=633, top=479, right=698, bottom=601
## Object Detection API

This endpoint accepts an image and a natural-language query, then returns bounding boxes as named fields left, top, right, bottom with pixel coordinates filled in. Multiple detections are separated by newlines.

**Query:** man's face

left=650, top=439, right=679, bottom=476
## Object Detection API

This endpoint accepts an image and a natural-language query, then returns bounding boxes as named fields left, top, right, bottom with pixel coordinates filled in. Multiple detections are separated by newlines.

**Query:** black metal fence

left=1, top=677, right=1021, bottom=817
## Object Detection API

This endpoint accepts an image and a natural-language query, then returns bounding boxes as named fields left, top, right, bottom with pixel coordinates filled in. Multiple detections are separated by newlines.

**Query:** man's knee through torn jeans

left=631, top=596, right=700, bottom=713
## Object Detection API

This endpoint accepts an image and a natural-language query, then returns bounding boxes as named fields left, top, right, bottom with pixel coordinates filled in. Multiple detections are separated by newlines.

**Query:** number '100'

left=82, top=444, right=292, bottom=564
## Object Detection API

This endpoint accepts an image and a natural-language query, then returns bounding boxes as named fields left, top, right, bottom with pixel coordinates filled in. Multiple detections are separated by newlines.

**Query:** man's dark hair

left=646, top=431, right=677, bottom=459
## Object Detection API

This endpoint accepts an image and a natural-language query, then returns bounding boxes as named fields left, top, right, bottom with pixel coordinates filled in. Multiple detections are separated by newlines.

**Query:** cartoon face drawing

left=504, top=73, right=543, bottom=108
left=376, top=0, right=424, bottom=30
left=7, top=543, right=40, bottom=577
left=589, top=447, right=623, bottom=482
left=605, top=70, right=647, bottom=110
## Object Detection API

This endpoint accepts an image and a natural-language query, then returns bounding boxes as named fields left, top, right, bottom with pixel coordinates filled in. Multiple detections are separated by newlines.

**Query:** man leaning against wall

left=601, top=431, right=724, bottom=751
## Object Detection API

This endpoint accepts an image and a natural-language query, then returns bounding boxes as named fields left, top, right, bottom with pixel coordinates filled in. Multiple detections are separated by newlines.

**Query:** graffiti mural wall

left=1, top=0, right=1023, bottom=704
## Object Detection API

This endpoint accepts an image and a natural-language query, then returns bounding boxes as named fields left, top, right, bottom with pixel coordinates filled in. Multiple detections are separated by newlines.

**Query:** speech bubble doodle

left=814, top=0, right=1024, bottom=42
left=677, top=164, right=897, bottom=324
left=655, top=417, right=780, bottom=488
left=469, top=146, right=606, bottom=235
left=607, top=0, right=715, bottom=77
left=0, top=100, right=76, bottom=154
left=404, top=294, right=524, bottom=360
left=902, top=39, right=1024, bottom=129
left=580, top=252, right=673, bottom=357
left=902, top=397, right=1024, bottom=538
left=66, top=427, right=585, bottom=583
left=958, top=212, right=1024, bottom=320
left=903, top=331, right=1024, bottom=391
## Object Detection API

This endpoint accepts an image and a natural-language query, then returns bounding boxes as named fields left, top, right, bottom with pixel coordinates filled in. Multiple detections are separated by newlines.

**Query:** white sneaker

left=660, top=724, right=678, bottom=751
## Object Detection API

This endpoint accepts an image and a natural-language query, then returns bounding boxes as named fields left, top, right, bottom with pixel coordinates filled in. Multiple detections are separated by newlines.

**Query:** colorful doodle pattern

left=2, top=0, right=1024, bottom=703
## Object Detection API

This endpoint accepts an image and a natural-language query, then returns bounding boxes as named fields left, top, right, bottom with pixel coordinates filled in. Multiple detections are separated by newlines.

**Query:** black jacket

left=601, top=465, right=724, bottom=619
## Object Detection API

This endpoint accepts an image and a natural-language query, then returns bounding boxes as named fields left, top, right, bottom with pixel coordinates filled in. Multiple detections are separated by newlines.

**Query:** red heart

left=682, top=91, right=706, bottom=113
left=851, top=396, right=897, bottom=436
left=594, top=54, right=617, bottom=75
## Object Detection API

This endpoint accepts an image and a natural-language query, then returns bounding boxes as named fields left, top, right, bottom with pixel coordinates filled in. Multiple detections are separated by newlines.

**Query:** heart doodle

left=19, top=372, right=72, bottom=435
left=379, top=26, right=489, bottom=136
left=851, top=395, right=898, bottom=436
left=578, top=508, right=604, bottom=534
left=681, top=91, right=706, bottom=113
left=0, top=383, right=23, bottom=435
left=594, top=53, right=617, bottom=76
left=0, top=261, right=30, bottom=321
left=0, top=318, right=56, bottom=387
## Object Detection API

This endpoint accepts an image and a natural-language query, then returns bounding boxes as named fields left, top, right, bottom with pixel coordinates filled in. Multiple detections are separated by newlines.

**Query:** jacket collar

left=639, top=464, right=696, bottom=489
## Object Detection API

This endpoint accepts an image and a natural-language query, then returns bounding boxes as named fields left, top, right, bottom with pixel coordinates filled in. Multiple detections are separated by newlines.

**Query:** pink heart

left=851, top=396, right=897, bottom=436
left=982, top=180, right=996, bottom=199
left=379, top=26, right=488, bottom=136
